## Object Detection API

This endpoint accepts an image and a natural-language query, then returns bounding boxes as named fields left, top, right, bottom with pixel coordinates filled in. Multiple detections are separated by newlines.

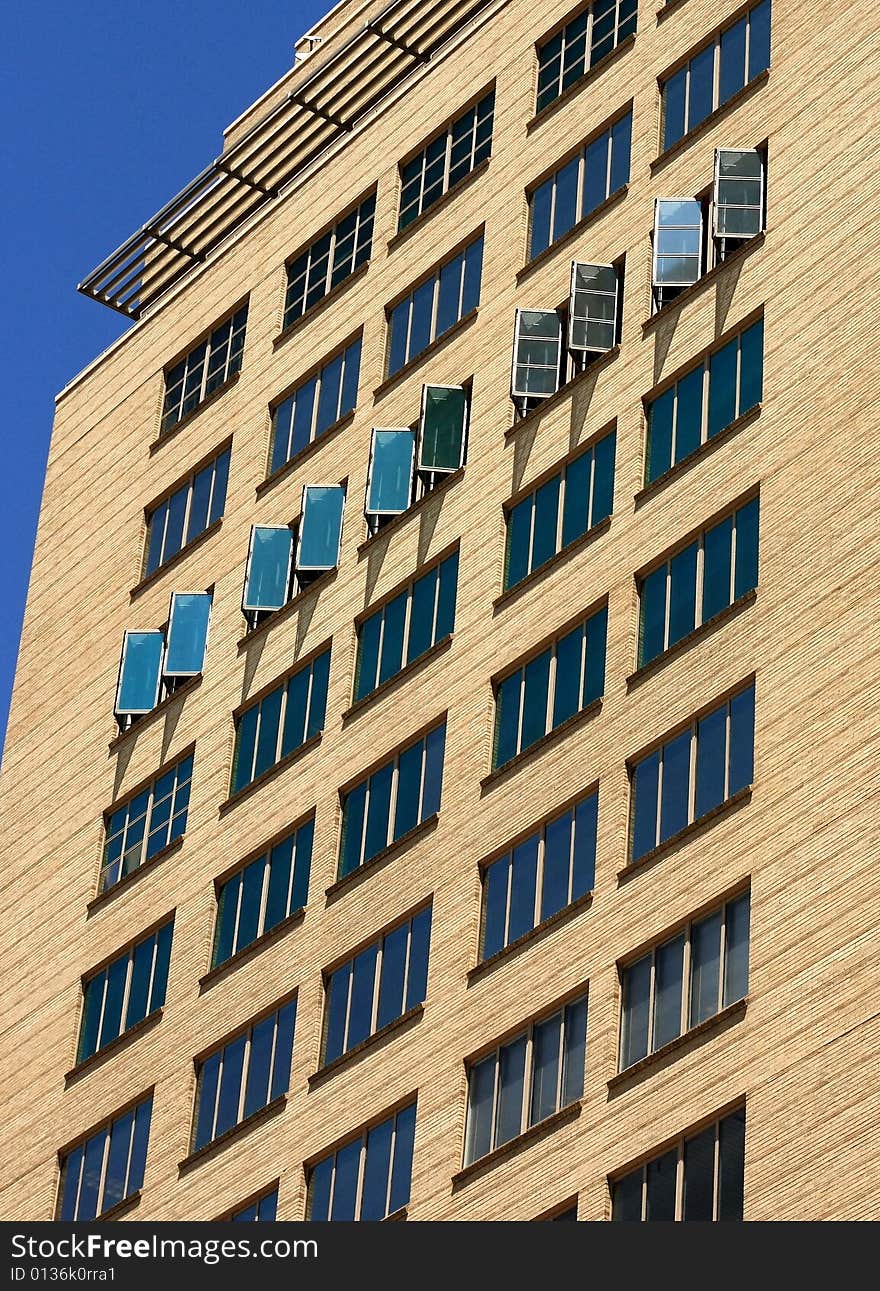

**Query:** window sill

left=256, top=415, right=354, bottom=499
left=65, top=1010, right=163, bottom=1085
left=480, top=699, right=602, bottom=792
left=273, top=262, right=370, bottom=350
left=626, top=590, right=757, bottom=691
left=178, top=1096, right=287, bottom=1174
left=651, top=70, right=770, bottom=173
left=86, top=837, right=185, bottom=915
left=237, top=570, right=338, bottom=650
left=643, top=233, right=765, bottom=334
left=198, top=909, right=306, bottom=992
left=218, top=732, right=323, bottom=816
left=527, top=34, right=637, bottom=134
left=504, top=347, right=620, bottom=441
left=373, top=309, right=478, bottom=401
left=342, top=635, right=453, bottom=722
left=130, top=520, right=222, bottom=600
left=149, top=372, right=240, bottom=454
left=325, top=812, right=440, bottom=903
left=516, top=188, right=628, bottom=284
left=308, top=1005, right=424, bottom=1089
left=608, top=997, right=748, bottom=1092
left=357, top=468, right=464, bottom=556
left=94, top=1191, right=142, bottom=1223
left=634, top=405, right=761, bottom=507
left=108, top=676, right=202, bottom=753
left=467, top=891, right=593, bottom=984
left=618, top=784, right=753, bottom=883
left=387, top=159, right=490, bottom=254
left=451, top=1101, right=582, bottom=1189
left=493, top=518, right=611, bottom=613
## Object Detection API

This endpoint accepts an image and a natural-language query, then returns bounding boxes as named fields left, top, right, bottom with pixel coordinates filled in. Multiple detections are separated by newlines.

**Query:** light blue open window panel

left=164, top=592, right=212, bottom=677
left=366, top=429, right=416, bottom=517
left=418, top=385, right=467, bottom=473
left=652, top=198, right=704, bottom=288
left=242, top=526, right=294, bottom=613
left=115, top=631, right=164, bottom=716
left=296, top=485, right=345, bottom=573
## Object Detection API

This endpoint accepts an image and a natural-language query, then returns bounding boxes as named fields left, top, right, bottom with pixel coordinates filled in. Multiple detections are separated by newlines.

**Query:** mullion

left=353, top=1135, right=368, bottom=1221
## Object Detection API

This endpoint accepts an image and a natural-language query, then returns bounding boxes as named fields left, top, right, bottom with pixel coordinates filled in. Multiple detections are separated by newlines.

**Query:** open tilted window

left=114, top=592, right=212, bottom=729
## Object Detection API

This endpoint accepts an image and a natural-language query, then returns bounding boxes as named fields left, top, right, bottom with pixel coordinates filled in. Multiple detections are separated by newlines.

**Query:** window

left=536, top=1, right=638, bottom=113
left=638, top=496, right=759, bottom=667
left=230, top=648, right=330, bottom=795
left=308, top=1103, right=416, bottom=1221
left=283, top=193, right=375, bottom=330
left=480, top=791, right=598, bottom=960
left=339, top=721, right=446, bottom=879
left=651, top=198, right=704, bottom=309
left=57, top=1095, right=152, bottom=1220
left=612, top=1107, right=746, bottom=1220
left=366, top=430, right=416, bottom=519
left=354, top=550, right=458, bottom=702
left=630, top=682, right=755, bottom=862
left=268, top=335, right=362, bottom=476
left=713, top=149, right=765, bottom=247
left=511, top=308, right=563, bottom=404
left=661, top=1, right=771, bottom=150
left=114, top=592, right=212, bottom=727
left=101, top=751, right=194, bottom=893
left=213, top=818, right=314, bottom=968
left=399, top=89, right=495, bottom=231
left=463, top=994, right=588, bottom=1166
left=620, top=891, right=751, bottom=1069
left=387, top=234, right=483, bottom=377
left=144, top=445, right=230, bottom=577
left=192, top=999, right=296, bottom=1152
left=493, top=605, right=607, bottom=769
left=529, top=110, right=632, bottom=260
left=504, top=430, right=615, bottom=591
left=232, top=1188, right=278, bottom=1222
left=240, top=485, right=346, bottom=629
left=161, top=306, right=247, bottom=434
left=645, top=318, right=764, bottom=482
left=322, top=905, right=432, bottom=1065
left=78, top=921, right=173, bottom=1063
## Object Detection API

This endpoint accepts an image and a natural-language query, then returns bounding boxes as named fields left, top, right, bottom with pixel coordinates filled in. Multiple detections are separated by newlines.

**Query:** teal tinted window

left=78, top=922, right=173, bottom=1063
left=102, top=752, right=193, bottom=892
left=242, top=526, right=294, bottom=613
left=58, top=1096, right=152, bottom=1220
left=297, top=485, right=345, bottom=571
left=115, top=631, right=164, bottom=716
left=161, top=306, right=247, bottom=434
left=307, top=1103, right=416, bottom=1221
left=164, top=592, right=211, bottom=677
left=355, top=553, right=458, bottom=701
left=419, top=385, right=467, bottom=471
left=283, top=196, right=375, bottom=330
left=231, top=649, right=330, bottom=794
left=213, top=818, right=313, bottom=967
left=367, top=431, right=415, bottom=515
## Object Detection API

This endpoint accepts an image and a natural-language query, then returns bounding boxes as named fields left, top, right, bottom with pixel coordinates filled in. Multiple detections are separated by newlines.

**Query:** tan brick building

left=1, top=0, right=878, bottom=1222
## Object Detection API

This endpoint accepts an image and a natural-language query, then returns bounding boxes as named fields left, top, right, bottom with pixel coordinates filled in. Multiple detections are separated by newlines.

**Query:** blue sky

left=0, top=1, right=328, bottom=759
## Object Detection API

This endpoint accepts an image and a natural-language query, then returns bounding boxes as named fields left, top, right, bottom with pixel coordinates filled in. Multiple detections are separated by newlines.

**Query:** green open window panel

left=418, top=385, right=467, bottom=473
left=164, top=592, right=212, bottom=677
left=296, top=485, right=345, bottom=573
left=114, top=631, right=164, bottom=716
left=242, top=525, right=294, bottom=612
left=366, top=429, right=416, bottom=517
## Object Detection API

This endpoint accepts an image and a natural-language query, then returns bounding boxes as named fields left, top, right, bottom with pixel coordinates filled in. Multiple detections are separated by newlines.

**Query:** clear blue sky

left=0, top=1, right=329, bottom=760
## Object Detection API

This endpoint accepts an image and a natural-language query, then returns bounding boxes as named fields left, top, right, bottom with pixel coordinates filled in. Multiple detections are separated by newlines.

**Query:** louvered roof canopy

left=79, top=0, right=498, bottom=319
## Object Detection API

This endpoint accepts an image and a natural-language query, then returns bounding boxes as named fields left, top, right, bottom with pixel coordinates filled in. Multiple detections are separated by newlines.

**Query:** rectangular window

left=101, top=751, right=194, bottom=893
left=212, top=818, right=314, bottom=968
left=620, top=891, right=750, bottom=1069
left=57, top=1095, right=153, bottom=1220
left=612, top=1107, right=746, bottom=1220
left=231, top=1188, right=278, bottom=1221
left=322, top=905, right=432, bottom=1066
left=78, top=921, right=173, bottom=1064
left=339, top=721, right=446, bottom=879
left=463, top=994, right=588, bottom=1166
left=231, top=649, right=330, bottom=795
left=387, top=234, right=483, bottom=377
left=638, top=496, right=759, bottom=667
left=536, top=1, right=638, bottom=113
left=493, top=605, right=607, bottom=769
left=713, top=148, right=765, bottom=242
left=268, top=335, right=362, bottom=476
left=161, top=306, right=247, bottom=435
left=296, top=485, right=345, bottom=573
left=144, top=445, right=230, bottom=578
left=652, top=198, right=704, bottom=303
left=114, top=593, right=213, bottom=725
left=645, top=318, right=764, bottom=483
left=661, top=0, right=771, bottom=150
left=504, top=430, right=615, bottom=591
left=192, top=999, right=296, bottom=1152
left=366, top=430, right=417, bottom=519
left=418, top=384, right=468, bottom=473
left=480, top=791, right=598, bottom=961
left=282, top=194, right=376, bottom=331
left=399, top=89, right=495, bottom=231
left=354, top=550, right=458, bottom=702
left=511, top=308, right=563, bottom=401
left=630, top=682, right=755, bottom=862
left=307, top=1103, right=416, bottom=1221
left=529, top=109, right=632, bottom=260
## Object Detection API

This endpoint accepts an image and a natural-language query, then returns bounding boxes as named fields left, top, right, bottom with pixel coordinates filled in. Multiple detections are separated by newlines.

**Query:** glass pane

left=339, top=783, right=366, bottom=877
left=461, top=236, right=483, bottom=315
left=279, top=667, right=308, bottom=758
left=748, top=0, right=771, bottom=80
left=341, top=337, right=361, bottom=415
left=521, top=650, right=551, bottom=749
left=676, top=366, right=704, bottom=462
left=308, top=1158, right=333, bottom=1221
left=688, top=43, right=715, bottom=131
left=552, top=156, right=580, bottom=243
left=530, top=1014, right=561, bottom=1124
left=291, top=377, right=317, bottom=459
left=236, top=856, right=264, bottom=951
left=695, top=704, right=727, bottom=818
left=530, top=178, right=553, bottom=259
left=660, top=730, right=692, bottom=842
left=194, top=1053, right=221, bottom=1150
left=610, top=112, right=632, bottom=192
left=553, top=626, right=582, bottom=728
left=734, top=497, right=760, bottom=599
left=297, top=486, right=345, bottom=570
left=708, top=339, right=738, bottom=439
left=482, top=857, right=509, bottom=959
left=244, top=528, right=293, bottom=612
left=389, top=1104, right=416, bottom=1214
left=270, top=1000, right=295, bottom=1101
left=621, top=954, right=651, bottom=1068
left=347, top=944, right=379, bottom=1050
left=162, top=485, right=188, bottom=561
left=232, top=706, right=258, bottom=792
left=186, top=464, right=213, bottom=542
left=77, top=1132, right=105, bottom=1221
left=612, top=1169, right=643, bottom=1221
left=128, top=1098, right=152, bottom=1194
left=561, top=453, right=590, bottom=548
left=494, top=673, right=522, bottom=768
left=355, top=612, right=382, bottom=701
left=213, top=875, right=239, bottom=967
left=289, top=819, right=312, bottom=912
left=541, top=812, right=571, bottom=922
left=99, top=957, right=127, bottom=1049
left=253, top=687, right=282, bottom=779
left=316, top=353, right=344, bottom=435
left=583, top=605, right=607, bottom=705
left=581, top=133, right=608, bottom=216
left=257, top=1190, right=278, bottom=1221
left=631, top=751, right=660, bottom=861
left=330, top=1140, right=361, bottom=1221
left=420, top=385, right=466, bottom=471
left=208, top=449, right=230, bottom=526
left=435, top=550, right=458, bottom=641
left=653, top=934, right=685, bottom=1050
left=405, top=906, right=432, bottom=1010
left=243, top=1014, right=274, bottom=1118
left=532, top=476, right=561, bottom=570
left=591, top=430, right=615, bottom=523
left=376, top=922, right=407, bottom=1030
left=394, top=739, right=422, bottom=839
left=215, top=1035, right=246, bottom=1138
left=683, top=1127, right=716, bottom=1220
left=561, top=996, right=587, bottom=1104
left=360, top=1117, right=393, bottom=1221
left=125, top=936, right=154, bottom=1028
left=647, top=388, right=674, bottom=482
left=165, top=592, right=211, bottom=676
left=507, top=835, right=539, bottom=944
left=103, top=1109, right=134, bottom=1210
left=662, top=67, right=686, bottom=149
left=572, top=793, right=597, bottom=898
left=723, top=892, right=751, bottom=1005
left=387, top=300, right=409, bottom=377
left=264, top=835, right=294, bottom=930
left=422, top=723, right=445, bottom=817
left=496, top=1036, right=527, bottom=1147
left=379, top=592, right=407, bottom=684
left=719, top=18, right=747, bottom=103
left=646, top=1150, right=678, bottom=1220
left=505, top=497, right=532, bottom=589
left=116, top=632, right=163, bottom=714
left=407, top=568, right=438, bottom=664
left=364, top=763, right=393, bottom=862
left=435, top=258, right=461, bottom=339
left=465, top=1055, right=496, bottom=1164
left=718, top=1108, right=746, bottom=1219
left=739, top=319, right=764, bottom=412
left=323, top=964, right=351, bottom=1065
left=306, top=649, right=330, bottom=739
left=702, top=516, right=733, bottom=623
left=690, top=910, right=722, bottom=1026
left=640, top=566, right=668, bottom=666
left=728, top=685, right=755, bottom=792
left=368, top=431, right=414, bottom=515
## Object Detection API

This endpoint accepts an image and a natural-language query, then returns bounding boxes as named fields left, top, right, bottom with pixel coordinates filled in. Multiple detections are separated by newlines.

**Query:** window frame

left=397, top=85, right=495, bottom=232
left=160, top=302, right=248, bottom=436
left=77, top=917, right=174, bottom=1064
left=101, top=748, right=194, bottom=894
left=306, top=1099, right=418, bottom=1222
left=142, top=440, right=231, bottom=580
left=385, top=229, right=484, bottom=378
left=281, top=190, right=376, bottom=332
left=534, top=0, right=639, bottom=116
left=267, top=331, right=362, bottom=478
left=56, top=1090, right=154, bottom=1221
